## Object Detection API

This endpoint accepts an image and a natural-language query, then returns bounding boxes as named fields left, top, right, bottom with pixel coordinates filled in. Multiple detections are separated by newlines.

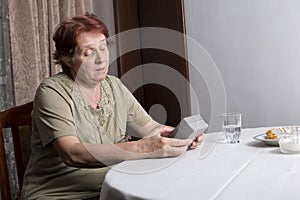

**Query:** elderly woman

left=21, top=13, right=205, bottom=200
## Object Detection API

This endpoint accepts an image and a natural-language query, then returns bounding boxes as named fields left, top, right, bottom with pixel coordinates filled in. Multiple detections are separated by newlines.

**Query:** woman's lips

left=96, top=63, right=107, bottom=71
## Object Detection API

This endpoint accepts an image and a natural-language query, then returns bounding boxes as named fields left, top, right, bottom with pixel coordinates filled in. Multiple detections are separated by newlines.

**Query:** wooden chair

left=0, top=101, right=33, bottom=200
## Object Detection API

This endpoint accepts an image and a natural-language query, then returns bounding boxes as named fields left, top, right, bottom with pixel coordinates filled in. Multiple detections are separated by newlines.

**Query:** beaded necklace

left=77, top=82, right=101, bottom=109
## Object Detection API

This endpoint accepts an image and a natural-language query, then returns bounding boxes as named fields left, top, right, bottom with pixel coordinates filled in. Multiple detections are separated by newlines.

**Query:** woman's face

left=70, top=32, right=109, bottom=87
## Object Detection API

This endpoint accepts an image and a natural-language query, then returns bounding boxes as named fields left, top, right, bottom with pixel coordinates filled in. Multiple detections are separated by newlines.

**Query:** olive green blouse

left=21, top=73, right=151, bottom=200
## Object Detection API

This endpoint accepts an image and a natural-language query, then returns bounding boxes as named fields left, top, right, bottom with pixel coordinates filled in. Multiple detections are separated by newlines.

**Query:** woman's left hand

left=160, top=125, right=175, bottom=137
left=160, top=125, right=206, bottom=149
left=189, top=134, right=206, bottom=149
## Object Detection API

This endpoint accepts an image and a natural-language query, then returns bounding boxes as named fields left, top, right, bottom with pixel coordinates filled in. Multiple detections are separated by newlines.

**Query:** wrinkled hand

left=189, top=134, right=206, bottom=149
left=160, top=125, right=175, bottom=137
left=160, top=125, right=206, bottom=150
left=137, top=132, right=192, bottom=158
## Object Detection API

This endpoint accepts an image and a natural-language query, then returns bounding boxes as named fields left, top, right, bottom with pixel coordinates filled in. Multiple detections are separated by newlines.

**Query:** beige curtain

left=5, top=1, right=92, bottom=197
left=8, top=0, right=92, bottom=105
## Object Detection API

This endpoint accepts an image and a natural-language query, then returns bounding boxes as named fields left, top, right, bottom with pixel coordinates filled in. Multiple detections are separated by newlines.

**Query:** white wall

left=185, top=0, right=300, bottom=131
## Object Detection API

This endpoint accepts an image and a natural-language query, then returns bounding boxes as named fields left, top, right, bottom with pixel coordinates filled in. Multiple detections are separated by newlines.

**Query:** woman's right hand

left=137, top=133, right=192, bottom=158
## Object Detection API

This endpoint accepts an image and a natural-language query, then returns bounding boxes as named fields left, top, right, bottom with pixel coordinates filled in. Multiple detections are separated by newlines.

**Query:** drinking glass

left=221, top=112, right=242, bottom=144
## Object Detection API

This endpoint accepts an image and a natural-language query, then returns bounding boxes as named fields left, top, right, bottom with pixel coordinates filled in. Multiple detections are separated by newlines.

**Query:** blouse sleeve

left=109, top=76, right=152, bottom=137
left=33, top=82, right=76, bottom=147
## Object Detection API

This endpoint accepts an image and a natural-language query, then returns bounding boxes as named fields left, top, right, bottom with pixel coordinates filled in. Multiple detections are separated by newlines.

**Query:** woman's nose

left=94, top=50, right=103, bottom=64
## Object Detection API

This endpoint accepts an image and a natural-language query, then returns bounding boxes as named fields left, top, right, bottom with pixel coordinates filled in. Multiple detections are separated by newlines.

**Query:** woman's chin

left=92, top=73, right=107, bottom=83
left=96, top=67, right=108, bottom=79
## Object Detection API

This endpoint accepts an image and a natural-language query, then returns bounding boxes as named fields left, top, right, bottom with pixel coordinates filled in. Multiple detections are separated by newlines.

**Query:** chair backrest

left=0, top=101, right=33, bottom=200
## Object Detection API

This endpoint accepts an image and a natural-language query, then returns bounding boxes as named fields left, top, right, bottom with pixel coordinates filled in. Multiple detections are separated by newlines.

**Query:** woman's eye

left=99, top=45, right=108, bottom=51
left=84, top=49, right=94, bottom=57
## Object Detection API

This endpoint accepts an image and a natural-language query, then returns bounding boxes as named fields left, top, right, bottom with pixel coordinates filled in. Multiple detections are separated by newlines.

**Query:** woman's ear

left=61, top=57, right=73, bottom=68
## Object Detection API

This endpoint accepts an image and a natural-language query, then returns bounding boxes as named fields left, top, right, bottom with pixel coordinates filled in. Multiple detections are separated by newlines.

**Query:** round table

left=100, top=127, right=300, bottom=200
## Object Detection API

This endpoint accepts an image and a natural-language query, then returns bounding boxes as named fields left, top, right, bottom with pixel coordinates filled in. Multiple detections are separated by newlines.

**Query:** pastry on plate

left=265, top=129, right=278, bottom=139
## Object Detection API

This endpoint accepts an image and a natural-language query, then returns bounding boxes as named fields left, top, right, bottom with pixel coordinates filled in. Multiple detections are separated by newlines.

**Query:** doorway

left=113, top=0, right=190, bottom=126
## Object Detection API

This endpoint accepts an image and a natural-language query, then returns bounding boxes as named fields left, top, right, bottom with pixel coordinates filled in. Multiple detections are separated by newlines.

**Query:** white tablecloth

left=100, top=127, right=300, bottom=200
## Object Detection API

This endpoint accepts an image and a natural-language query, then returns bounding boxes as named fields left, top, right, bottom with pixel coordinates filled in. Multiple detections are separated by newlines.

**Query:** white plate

left=253, top=133, right=279, bottom=146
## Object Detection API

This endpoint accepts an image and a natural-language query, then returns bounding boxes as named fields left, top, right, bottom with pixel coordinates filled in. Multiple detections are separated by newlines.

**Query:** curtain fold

left=8, top=0, right=92, bottom=105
